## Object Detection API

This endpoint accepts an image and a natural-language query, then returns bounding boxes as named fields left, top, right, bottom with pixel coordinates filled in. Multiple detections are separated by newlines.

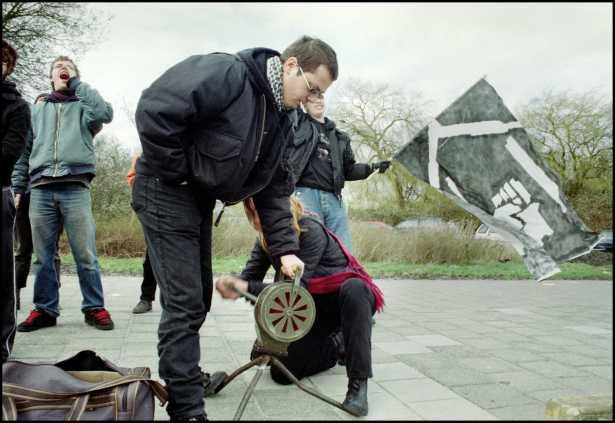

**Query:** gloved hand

left=371, top=160, right=391, bottom=174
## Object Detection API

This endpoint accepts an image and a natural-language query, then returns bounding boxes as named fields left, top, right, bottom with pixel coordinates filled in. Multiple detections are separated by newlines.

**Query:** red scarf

left=307, top=222, right=385, bottom=313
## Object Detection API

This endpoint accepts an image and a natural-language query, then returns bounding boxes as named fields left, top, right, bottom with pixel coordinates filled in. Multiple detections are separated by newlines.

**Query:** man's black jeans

left=270, top=278, right=376, bottom=384
left=132, top=175, right=215, bottom=419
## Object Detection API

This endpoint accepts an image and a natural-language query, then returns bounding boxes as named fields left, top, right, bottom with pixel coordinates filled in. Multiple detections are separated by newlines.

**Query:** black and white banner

left=394, top=78, right=600, bottom=281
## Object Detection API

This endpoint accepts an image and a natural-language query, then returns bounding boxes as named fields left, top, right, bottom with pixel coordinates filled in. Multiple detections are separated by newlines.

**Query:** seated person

left=215, top=196, right=384, bottom=416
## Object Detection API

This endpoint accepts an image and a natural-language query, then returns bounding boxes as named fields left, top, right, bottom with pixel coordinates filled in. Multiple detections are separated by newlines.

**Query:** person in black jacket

left=1, top=39, right=30, bottom=363
left=132, top=36, right=338, bottom=421
left=289, top=94, right=391, bottom=252
left=215, top=197, right=384, bottom=417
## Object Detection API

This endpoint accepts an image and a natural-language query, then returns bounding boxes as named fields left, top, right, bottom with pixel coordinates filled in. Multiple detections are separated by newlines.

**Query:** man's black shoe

left=201, top=370, right=227, bottom=397
left=170, top=413, right=207, bottom=422
left=330, top=330, right=346, bottom=366
left=17, top=309, right=57, bottom=332
left=342, top=377, right=368, bottom=416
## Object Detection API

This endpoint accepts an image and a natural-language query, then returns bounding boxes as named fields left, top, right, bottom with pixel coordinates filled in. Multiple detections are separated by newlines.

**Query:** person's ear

left=283, top=56, right=298, bottom=76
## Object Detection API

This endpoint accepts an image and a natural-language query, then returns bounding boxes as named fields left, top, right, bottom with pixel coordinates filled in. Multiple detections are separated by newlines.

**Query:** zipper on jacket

left=253, top=95, right=266, bottom=163
left=53, top=103, right=63, bottom=177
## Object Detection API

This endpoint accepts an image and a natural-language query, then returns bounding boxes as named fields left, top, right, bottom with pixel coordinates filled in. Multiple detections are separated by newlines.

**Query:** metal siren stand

left=214, top=273, right=357, bottom=420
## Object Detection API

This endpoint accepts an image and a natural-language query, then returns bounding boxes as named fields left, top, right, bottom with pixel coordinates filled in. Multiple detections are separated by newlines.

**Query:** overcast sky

left=77, top=2, right=613, bottom=152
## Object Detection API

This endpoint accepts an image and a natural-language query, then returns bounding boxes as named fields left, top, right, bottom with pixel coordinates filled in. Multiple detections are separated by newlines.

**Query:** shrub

left=350, top=220, right=519, bottom=264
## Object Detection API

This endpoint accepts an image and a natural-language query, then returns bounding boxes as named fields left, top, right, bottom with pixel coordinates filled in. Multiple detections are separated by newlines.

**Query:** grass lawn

left=60, top=255, right=612, bottom=280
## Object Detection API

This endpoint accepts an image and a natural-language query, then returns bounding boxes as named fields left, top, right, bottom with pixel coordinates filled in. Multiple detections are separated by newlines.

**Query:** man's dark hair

left=281, top=35, right=338, bottom=81
left=2, top=39, right=18, bottom=78
left=49, top=55, right=81, bottom=89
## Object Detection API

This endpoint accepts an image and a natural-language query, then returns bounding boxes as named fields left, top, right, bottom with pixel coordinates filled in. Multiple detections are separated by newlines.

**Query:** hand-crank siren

left=254, top=272, right=316, bottom=355
left=215, top=271, right=359, bottom=419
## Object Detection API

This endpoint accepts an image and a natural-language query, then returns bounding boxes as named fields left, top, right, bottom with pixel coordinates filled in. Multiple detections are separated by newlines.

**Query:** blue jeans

left=294, top=186, right=353, bottom=252
left=29, top=184, right=104, bottom=317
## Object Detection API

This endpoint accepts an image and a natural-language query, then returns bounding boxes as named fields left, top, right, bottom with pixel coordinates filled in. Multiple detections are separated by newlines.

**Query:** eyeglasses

left=298, top=65, right=323, bottom=98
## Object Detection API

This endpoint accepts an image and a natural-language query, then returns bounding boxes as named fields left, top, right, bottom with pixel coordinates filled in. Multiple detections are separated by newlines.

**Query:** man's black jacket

left=1, top=80, right=30, bottom=187
left=134, top=48, right=298, bottom=258
left=240, top=216, right=348, bottom=297
left=288, top=110, right=371, bottom=197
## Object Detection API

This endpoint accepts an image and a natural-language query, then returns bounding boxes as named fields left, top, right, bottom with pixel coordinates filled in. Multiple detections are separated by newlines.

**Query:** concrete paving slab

left=371, top=362, right=427, bottom=381
left=565, top=325, right=612, bottom=335
left=373, top=340, right=433, bottom=355
left=488, top=402, right=548, bottom=420
left=419, top=366, right=497, bottom=387
left=380, top=378, right=460, bottom=403
left=409, top=397, right=498, bottom=420
left=450, top=383, right=537, bottom=409
left=333, top=390, right=423, bottom=420
left=405, top=334, right=462, bottom=346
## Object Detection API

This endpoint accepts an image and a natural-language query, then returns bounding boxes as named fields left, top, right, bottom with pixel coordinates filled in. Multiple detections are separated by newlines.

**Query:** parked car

left=593, top=230, right=613, bottom=253
left=474, top=223, right=510, bottom=244
left=395, top=218, right=460, bottom=232
left=362, top=220, right=394, bottom=231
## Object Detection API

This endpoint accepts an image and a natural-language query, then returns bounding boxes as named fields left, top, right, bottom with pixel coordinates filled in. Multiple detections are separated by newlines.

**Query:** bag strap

left=66, top=394, right=90, bottom=421
left=2, top=396, right=17, bottom=421
left=3, top=374, right=167, bottom=404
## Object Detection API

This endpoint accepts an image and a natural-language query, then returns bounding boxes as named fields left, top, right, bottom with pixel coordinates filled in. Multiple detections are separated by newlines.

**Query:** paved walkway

left=10, top=276, right=612, bottom=420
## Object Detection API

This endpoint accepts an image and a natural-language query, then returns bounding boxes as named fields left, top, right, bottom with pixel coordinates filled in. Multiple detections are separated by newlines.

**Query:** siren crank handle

left=291, top=266, right=303, bottom=298
left=227, top=283, right=258, bottom=303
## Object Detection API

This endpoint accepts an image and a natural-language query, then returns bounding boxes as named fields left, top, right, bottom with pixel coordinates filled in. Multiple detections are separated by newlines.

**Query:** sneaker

left=17, top=309, right=57, bottom=332
left=84, top=308, right=115, bottom=330
left=132, top=299, right=152, bottom=314
left=201, top=370, right=228, bottom=397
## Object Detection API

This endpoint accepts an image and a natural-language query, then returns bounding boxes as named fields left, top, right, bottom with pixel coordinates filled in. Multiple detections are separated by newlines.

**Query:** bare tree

left=329, top=78, right=431, bottom=209
left=2, top=2, right=112, bottom=99
left=517, top=89, right=613, bottom=197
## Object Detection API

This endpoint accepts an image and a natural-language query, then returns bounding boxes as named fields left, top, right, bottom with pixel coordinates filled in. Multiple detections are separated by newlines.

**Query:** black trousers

left=14, top=191, right=62, bottom=290
left=270, top=278, right=375, bottom=384
left=2, top=187, right=17, bottom=363
left=139, top=250, right=157, bottom=302
left=132, top=175, right=214, bottom=419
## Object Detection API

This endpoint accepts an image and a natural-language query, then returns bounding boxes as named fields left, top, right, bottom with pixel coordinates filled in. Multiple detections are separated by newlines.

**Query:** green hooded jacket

left=11, top=78, right=113, bottom=193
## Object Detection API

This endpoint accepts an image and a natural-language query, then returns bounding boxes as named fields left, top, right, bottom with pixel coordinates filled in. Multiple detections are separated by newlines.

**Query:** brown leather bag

left=2, top=350, right=167, bottom=420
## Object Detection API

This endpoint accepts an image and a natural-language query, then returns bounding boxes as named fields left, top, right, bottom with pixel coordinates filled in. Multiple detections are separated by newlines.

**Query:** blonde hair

left=244, top=195, right=305, bottom=252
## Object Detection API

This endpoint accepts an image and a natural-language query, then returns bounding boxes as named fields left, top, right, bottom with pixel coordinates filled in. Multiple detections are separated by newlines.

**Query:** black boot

left=342, top=378, right=368, bottom=416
